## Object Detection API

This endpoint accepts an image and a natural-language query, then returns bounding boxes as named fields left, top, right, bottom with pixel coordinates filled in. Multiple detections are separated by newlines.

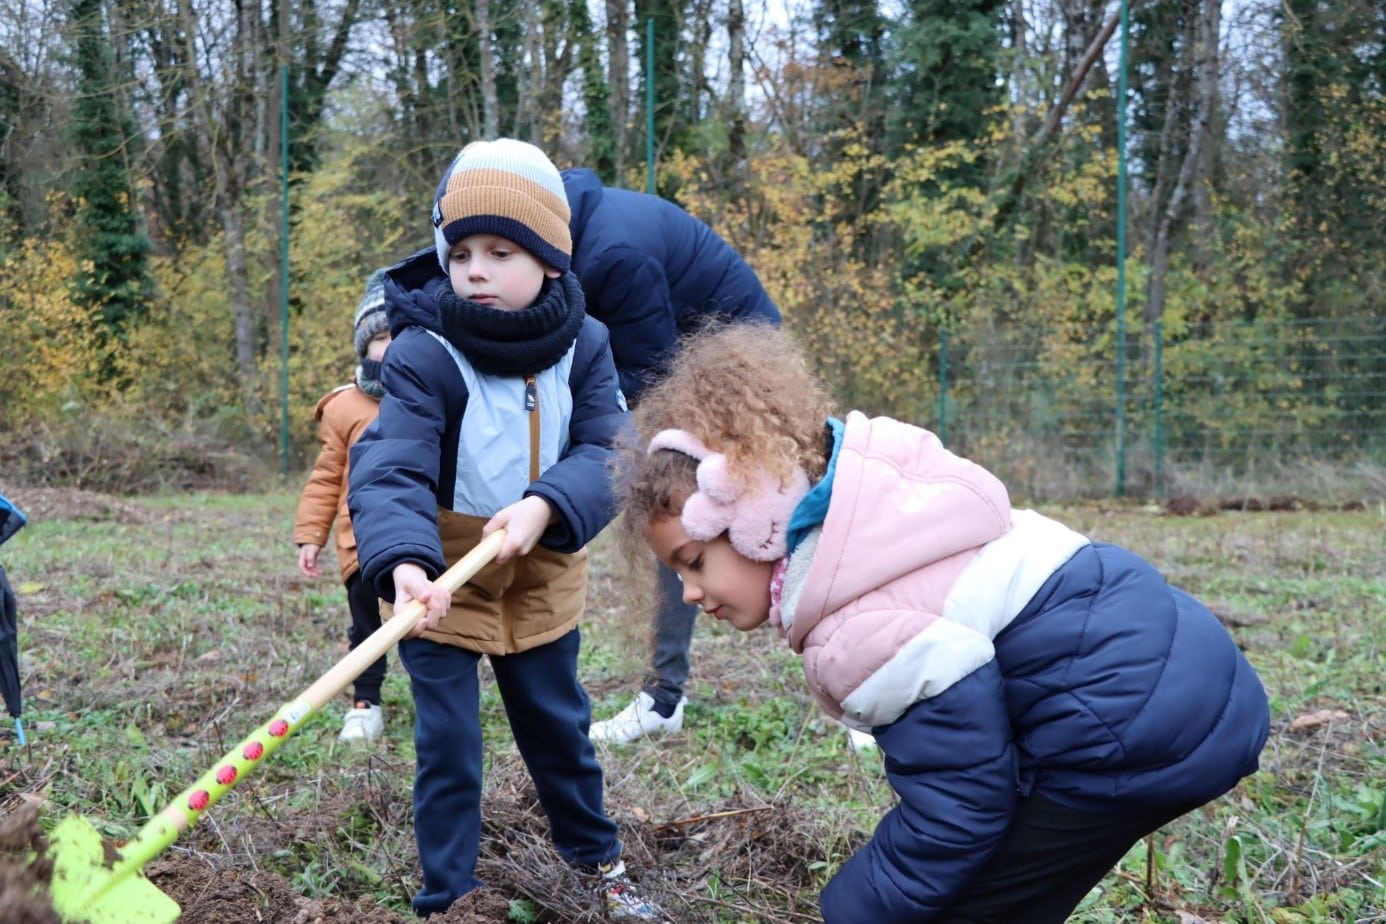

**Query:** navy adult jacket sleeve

left=564, top=169, right=781, bottom=405
left=820, top=663, right=1019, bottom=924
left=576, top=247, right=677, bottom=401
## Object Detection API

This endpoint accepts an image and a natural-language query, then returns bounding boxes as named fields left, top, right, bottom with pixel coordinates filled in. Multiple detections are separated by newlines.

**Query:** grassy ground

left=0, top=486, right=1382, bottom=922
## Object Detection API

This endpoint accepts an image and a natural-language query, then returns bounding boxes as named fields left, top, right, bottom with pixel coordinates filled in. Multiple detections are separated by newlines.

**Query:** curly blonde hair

left=612, top=321, right=838, bottom=573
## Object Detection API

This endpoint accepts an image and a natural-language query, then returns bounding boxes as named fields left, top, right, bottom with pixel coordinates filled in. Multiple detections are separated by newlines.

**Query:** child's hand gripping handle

left=113, top=530, right=506, bottom=875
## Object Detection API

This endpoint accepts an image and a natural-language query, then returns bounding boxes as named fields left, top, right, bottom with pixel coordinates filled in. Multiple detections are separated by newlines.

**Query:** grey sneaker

left=597, top=859, right=663, bottom=920
left=589, top=692, right=686, bottom=745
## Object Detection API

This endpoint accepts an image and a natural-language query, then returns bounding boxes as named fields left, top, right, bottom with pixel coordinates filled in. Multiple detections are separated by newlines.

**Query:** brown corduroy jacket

left=293, top=383, right=380, bottom=582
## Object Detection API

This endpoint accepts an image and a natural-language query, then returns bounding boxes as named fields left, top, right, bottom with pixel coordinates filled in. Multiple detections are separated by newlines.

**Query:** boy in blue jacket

left=347, top=139, right=657, bottom=921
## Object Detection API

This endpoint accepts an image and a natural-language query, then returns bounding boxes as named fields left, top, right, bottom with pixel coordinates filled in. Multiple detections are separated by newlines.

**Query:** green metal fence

left=927, top=315, right=1385, bottom=503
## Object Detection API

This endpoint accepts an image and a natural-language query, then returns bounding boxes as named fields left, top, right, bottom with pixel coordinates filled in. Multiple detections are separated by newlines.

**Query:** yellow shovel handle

left=112, top=531, right=505, bottom=876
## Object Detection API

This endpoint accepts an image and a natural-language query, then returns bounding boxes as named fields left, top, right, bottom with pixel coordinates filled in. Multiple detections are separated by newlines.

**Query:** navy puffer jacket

left=563, top=168, right=780, bottom=403
left=778, top=414, right=1269, bottom=924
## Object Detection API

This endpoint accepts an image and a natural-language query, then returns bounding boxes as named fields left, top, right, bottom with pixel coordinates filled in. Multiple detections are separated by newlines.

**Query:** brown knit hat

left=431, top=138, right=572, bottom=274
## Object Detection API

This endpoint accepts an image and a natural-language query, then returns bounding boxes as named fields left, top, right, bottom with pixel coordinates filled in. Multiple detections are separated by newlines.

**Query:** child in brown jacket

left=293, top=269, right=392, bottom=743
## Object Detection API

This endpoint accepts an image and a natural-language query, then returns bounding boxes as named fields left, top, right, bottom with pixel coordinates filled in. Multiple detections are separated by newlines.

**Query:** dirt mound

left=0, top=486, right=153, bottom=526
left=0, top=798, right=514, bottom=924
left=147, top=854, right=460, bottom=923
left=0, top=801, right=60, bottom=924
left=0, top=780, right=835, bottom=923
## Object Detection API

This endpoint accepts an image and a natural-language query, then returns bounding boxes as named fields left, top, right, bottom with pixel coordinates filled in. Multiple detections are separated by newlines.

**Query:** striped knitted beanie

left=431, top=139, right=572, bottom=274
left=352, top=268, right=389, bottom=359
left=353, top=268, right=390, bottom=399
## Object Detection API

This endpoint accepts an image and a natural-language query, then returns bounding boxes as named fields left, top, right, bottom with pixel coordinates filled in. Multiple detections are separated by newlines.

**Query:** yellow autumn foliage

left=666, top=134, right=933, bottom=421
left=0, top=225, right=109, bottom=425
left=269, top=149, right=409, bottom=442
left=4, top=113, right=1375, bottom=489
left=110, top=147, right=409, bottom=460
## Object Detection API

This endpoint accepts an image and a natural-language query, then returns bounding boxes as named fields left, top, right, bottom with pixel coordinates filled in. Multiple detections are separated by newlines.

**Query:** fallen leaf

left=1288, top=709, right=1350, bottom=732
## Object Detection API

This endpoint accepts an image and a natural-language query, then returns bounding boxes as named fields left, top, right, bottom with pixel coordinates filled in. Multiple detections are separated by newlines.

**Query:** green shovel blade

left=45, top=813, right=180, bottom=924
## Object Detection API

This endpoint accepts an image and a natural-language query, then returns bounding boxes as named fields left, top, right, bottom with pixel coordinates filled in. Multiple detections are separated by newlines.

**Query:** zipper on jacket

left=525, top=374, right=540, bottom=483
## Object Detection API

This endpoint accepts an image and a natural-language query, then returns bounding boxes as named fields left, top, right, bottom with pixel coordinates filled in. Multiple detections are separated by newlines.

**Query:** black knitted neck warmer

left=356, top=359, right=385, bottom=399
left=436, top=273, right=586, bottom=376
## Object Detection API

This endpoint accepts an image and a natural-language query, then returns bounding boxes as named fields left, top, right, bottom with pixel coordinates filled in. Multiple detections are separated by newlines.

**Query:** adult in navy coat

left=563, top=168, right=781, bottom=403
left=562, top=168, right=782, bottom=744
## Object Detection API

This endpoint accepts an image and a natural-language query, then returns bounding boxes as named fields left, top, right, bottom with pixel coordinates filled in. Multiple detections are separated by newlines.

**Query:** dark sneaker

left=597, top=859, right=663, bottom=920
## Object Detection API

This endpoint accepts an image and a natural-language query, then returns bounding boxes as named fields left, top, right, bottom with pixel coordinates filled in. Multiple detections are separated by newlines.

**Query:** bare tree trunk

left=433, top=4, right=466, bottom=142
left=687, top=0, right=710, bottom=126
left=538, top=0, right=575, bottom=146
left=1009, top=0, right=1029, bottom=142
left=221, top=173, right=261, bottom=415
left=726, top=0, right=745, bottom=163
left=605, top=0, right=629, bottom=175
left=177, top=0, right=263, bottom=416
left=227, top=0, right=263, bottom=416
left=1190, top=0, right=1221, bottom=275
left=477, top=0, right=498, bottom=136
left=1145, top=0, right=1221, bottom=324
left=1142, top=71, right=1183, bottom=263
left=1058, top=0, right=1109, bottom=85
left=512, top=11, right=540, bottom=137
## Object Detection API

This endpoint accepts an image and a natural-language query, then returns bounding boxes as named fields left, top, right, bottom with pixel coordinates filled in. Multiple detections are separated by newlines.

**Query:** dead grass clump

left=1159, top=455, right=1386, bottom=511
left=0, top=483, right=151, bottom=526
left=464, top=757, right=854, bottom=922
left=0, top=415, right=271, bottom=495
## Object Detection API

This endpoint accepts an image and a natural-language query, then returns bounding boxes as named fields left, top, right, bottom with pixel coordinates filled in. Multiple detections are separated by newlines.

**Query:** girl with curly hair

left=612, top=321, right=1269, bottom=924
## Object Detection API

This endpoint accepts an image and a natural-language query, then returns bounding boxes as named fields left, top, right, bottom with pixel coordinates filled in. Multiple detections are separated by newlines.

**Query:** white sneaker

left=589, top=692, right=685, bottom=745
left=339, top=701, right=384, bottom=743
left=846, top=725, right=877, bottom=753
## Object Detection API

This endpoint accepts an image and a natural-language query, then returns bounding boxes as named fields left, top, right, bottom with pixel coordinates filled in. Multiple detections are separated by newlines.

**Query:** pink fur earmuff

left=647, top=429, right=810, bottom=562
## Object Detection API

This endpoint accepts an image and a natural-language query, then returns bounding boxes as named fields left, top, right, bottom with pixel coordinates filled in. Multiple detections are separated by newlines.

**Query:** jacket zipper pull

left=524, top=376, right=537, bottom=411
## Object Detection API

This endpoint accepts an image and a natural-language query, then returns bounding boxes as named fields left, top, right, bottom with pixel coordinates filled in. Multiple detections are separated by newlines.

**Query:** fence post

left=1113, top=0, right=1131, bottom=497
left=279, top=62, right=290, bottom=479
left=937, top=325, right=949, bottom=444
left=1153, top=317, right=1164, bottom=498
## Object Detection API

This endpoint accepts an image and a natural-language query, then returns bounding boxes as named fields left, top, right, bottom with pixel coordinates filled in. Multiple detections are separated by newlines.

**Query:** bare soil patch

left=0, top=796, right=497, bottom=923
left=0, top=485, right=153, bottom=527
left=2, top=775, right=821, bottom=923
